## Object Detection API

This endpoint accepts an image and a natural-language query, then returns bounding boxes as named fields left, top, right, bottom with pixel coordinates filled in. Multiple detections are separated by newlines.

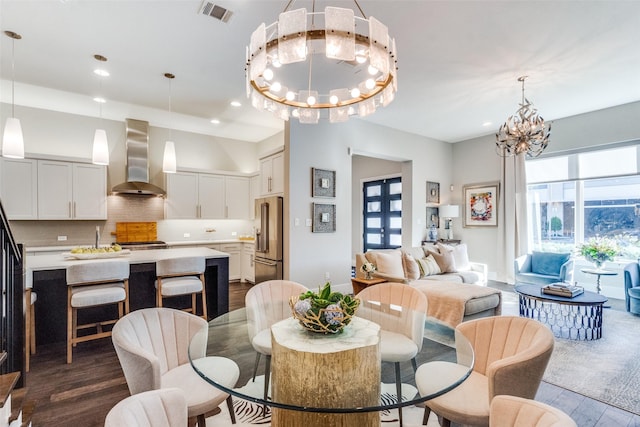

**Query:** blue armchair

left=514, top=251, right=574, bottom=286
left=624, top=262, right=640, bottom=314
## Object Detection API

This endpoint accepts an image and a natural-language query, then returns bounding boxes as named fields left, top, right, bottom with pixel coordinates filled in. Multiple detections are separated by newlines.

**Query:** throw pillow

left=431, top=248, right=457, bottom=273
left=437, top=243, right=471, bottom=271
left=417, top=254, right=441, bottom=276
left=367, top=250, right=405, bottom=278
left=402, top=251, right=420, bottom=280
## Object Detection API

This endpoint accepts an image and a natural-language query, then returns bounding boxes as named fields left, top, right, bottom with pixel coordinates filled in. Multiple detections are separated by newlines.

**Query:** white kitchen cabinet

left=37, top=160, right=107, bottom=220
left=260, top=151, right=284, bottom=196
left=166, top=172, right=249, bottom=220
left=0, top=158, right=38, bottom=219
left=225, top=176, right=250, bottom=219
left=219, top=242, right=242, bottom=281
left=241, top=242, right=255, bottom=283
left=249, top=175, right=259, bottom=220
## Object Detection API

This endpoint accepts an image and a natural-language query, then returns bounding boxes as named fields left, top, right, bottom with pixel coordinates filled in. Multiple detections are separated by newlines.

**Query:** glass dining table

left=188, top=301, right=474, bottom=426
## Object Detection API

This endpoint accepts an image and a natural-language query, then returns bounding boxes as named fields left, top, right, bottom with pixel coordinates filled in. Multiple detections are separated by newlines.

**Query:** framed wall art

left=312, top=203, right=336, bottom=233
left=312, top=168, right=336, bottom=198
left=463, top=182, right=499, bottom=227
left=426, top=207, right=439, bottom=228
left=426, top=181, right=440, bottom=204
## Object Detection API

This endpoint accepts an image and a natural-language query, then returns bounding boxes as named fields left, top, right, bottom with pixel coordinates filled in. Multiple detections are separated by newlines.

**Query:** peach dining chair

left=357, top=282, right=428, bottom=427
left=489, top=395, right=577, bottom=427
left=112, top=307, right=239, bottom=427
left=245, top=280, right=308, bottom=406
left=66, top=259, right=130, bottom=364
left=155, top=256, right=207, bottom=319
left=416, top=316, right=555, bottom=427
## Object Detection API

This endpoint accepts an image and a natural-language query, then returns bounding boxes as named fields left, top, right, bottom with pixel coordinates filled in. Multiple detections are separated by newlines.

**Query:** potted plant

left=290, top=282, right=360, bottom=334
left=578, top=236, right=619, bottom=269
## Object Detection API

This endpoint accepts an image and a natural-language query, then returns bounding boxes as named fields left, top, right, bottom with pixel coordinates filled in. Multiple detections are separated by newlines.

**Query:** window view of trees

left=526, top=146, right=640, bottom=261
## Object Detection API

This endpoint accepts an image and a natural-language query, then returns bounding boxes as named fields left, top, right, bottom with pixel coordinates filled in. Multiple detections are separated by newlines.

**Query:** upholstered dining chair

left=489, top=395, right=577, bottom=427
left=416, top=316, right=555, bottom=427
left=357, top=282, right=428, bottom=427
left=105, top=388, right=188, bottom=427
left=155, top=256, right=207, bottom=319
left=66, top=259, right=130, bottom=364
left=245, top=280, right=308, bottom=406
left=111, top=307, right=239, bottom=427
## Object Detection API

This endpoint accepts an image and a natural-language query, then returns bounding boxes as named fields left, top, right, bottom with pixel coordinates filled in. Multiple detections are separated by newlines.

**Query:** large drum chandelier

left=496, top=76, right=550, bottom=158
left=245, top=0, right=398, bottom=124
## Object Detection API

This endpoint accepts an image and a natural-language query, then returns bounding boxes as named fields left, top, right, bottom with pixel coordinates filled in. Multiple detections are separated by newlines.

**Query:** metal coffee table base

left=518, top=294, right=604, bottom=340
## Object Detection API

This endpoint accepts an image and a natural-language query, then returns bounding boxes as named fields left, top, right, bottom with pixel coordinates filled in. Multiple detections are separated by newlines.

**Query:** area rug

left=206, top=377, right=441, bottom=426
left=426, top=290, right=640, bottom=415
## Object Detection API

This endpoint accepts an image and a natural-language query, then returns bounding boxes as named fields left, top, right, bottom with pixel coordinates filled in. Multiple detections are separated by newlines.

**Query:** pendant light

left=2, top=31, right=25, bottom=159
left=162, top=73, right=177, bottom=174
left=92, top=54, right=110, bottom=165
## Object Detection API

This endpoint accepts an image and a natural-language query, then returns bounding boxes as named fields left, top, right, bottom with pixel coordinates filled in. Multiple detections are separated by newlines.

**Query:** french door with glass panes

left=363, top=177, right=402, bottom=251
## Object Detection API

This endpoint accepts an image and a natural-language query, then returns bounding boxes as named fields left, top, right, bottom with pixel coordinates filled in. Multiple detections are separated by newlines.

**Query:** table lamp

left=440, top=205, right=460, bottom=240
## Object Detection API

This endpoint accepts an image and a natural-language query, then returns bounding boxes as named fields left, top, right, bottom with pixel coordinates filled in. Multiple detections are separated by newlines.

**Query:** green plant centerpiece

left=290, top=282, right=360, bottom=334
left=578, top=236, right=619, bottom=269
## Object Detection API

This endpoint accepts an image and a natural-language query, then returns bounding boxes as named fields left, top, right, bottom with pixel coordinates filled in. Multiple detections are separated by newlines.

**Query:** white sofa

left=354, top=243, right=502, bottom=327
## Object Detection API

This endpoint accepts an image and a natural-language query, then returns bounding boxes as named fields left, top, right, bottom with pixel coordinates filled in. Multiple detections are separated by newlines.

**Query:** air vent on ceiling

left=199, top=2, right=233, bottom=22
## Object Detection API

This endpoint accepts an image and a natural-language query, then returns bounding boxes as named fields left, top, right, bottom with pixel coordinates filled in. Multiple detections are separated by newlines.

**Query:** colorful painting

left=463, top=182, right=499, bottom=227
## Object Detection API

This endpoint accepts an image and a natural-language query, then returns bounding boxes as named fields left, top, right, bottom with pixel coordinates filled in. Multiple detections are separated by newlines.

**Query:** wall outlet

left=305, top=218, right=312, bottom=227
left=57, top=235, right=67, bottom=241
left=294, top=218, right=300, bottom=226
left=325, top=272, right=330, bottom=281
left=183, top=233, right=190, bottom=238
left=231, top=231, right=237, bottom=236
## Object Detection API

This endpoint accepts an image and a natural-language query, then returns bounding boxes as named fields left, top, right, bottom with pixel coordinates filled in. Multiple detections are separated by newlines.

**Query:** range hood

left=111, top=118, right=166, bottom=196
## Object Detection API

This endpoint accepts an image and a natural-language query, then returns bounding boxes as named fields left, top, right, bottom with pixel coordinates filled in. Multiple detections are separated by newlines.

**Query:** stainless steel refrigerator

left=254, top=195, right=283, bottom=283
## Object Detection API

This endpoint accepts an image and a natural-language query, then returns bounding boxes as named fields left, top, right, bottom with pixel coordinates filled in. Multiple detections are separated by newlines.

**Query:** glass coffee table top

left=188, top=303, right=474, bottom=414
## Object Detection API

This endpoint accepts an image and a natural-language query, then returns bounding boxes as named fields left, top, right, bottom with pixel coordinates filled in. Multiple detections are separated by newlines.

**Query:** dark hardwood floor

left=23, top=281, right=639, bottom=426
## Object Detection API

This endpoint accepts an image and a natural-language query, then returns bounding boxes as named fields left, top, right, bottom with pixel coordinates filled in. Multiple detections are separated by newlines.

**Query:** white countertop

left=25, top=247, right=229, bottom=288
left=26, top=239, right=255, bottom=253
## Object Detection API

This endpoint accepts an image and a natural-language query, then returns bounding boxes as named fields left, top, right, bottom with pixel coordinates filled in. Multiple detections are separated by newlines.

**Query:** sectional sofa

left=354, top=243, right=502, bottom=327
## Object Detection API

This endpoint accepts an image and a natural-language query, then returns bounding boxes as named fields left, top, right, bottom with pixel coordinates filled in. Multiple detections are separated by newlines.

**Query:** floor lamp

left=440, top=205, right=460, bottom=240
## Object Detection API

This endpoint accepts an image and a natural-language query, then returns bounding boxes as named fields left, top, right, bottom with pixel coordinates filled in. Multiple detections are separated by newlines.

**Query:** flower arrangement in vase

left=290, top=282, right=360, bottom=334
left=578, top=236, right=618, bottom=269
left=361, top=261, right=377, bottom=280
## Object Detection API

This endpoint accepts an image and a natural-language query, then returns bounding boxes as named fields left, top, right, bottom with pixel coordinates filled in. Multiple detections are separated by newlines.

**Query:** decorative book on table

left=542, top=283, right=584, bottom=298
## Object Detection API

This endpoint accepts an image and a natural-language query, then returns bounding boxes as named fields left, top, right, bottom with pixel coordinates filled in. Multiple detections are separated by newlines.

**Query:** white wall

left=286, top=119, right=452, bottom=287
left=452, top=101, right=640, bottom=281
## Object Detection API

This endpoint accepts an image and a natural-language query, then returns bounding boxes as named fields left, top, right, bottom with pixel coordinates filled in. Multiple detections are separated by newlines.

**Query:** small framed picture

left=427, top=181, right=440, bottom=204
left=312, top=168, right=336, bottom=198
left=426, top=207, right=439, bottom=228
left=463, top=182, right=499, bottom=227
left=312, top=203, right=336, bottom=233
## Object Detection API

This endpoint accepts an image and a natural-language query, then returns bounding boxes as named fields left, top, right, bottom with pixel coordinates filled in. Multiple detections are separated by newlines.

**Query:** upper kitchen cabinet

left=165, top=172, right=250, bottom=220
left=38, top=160, right=107, bottom=220
left=260, top=150, right=284, bottom=196
left=0, top=158, right=38, bottom=220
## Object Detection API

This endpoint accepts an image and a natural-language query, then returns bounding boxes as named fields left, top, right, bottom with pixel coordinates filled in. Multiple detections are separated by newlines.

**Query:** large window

left=526, top=144, right=640, bottom=260
left=362, top=177, right=402, bottom=251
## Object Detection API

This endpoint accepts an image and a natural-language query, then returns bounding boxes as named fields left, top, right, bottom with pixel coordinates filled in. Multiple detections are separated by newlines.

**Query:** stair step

left=0, top=372, right=20, bottom=408
left=9, top=387, right=36, bottom=427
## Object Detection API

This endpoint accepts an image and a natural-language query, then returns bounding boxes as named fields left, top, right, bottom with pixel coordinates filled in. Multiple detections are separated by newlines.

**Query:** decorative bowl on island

left=290, top=282, right=360, bottom=334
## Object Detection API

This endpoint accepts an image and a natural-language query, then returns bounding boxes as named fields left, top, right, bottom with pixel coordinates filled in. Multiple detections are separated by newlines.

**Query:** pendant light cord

left=11, top=37, right=16, bottom=118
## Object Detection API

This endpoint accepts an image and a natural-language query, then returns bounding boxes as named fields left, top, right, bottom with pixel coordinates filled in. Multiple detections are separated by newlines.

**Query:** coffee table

left=515, top=283, right=608, bottom=340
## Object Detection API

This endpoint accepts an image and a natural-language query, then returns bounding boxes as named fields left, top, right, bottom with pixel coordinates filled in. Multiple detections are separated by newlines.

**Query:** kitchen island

left=26, top=247, right=230, bottom=345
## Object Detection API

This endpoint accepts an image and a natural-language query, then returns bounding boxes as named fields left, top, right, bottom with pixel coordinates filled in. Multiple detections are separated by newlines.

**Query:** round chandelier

left=496, top=76, right=551, bottom=158
left=245, top=0, right=398, bottom=124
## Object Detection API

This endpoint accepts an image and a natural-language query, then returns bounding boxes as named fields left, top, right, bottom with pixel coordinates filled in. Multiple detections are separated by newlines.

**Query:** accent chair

left=624, top=261, right=640, bottom=314
left=514, top=252, right=574, bottom=286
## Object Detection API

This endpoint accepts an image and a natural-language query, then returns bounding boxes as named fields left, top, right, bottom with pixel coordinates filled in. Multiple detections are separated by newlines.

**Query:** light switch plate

left=305, top=219, right=312, bottom=227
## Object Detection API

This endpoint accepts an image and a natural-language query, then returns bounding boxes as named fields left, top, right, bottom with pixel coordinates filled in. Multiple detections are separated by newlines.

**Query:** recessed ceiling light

left=482, top=121, right=492, bottom=127
left=93, top=69, right=110, bottom=77
left=93, top=97, right=106, bottom=103
left=230, top=101, right=242, bottom=107
left=210, top=118, right=221, bottom=124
